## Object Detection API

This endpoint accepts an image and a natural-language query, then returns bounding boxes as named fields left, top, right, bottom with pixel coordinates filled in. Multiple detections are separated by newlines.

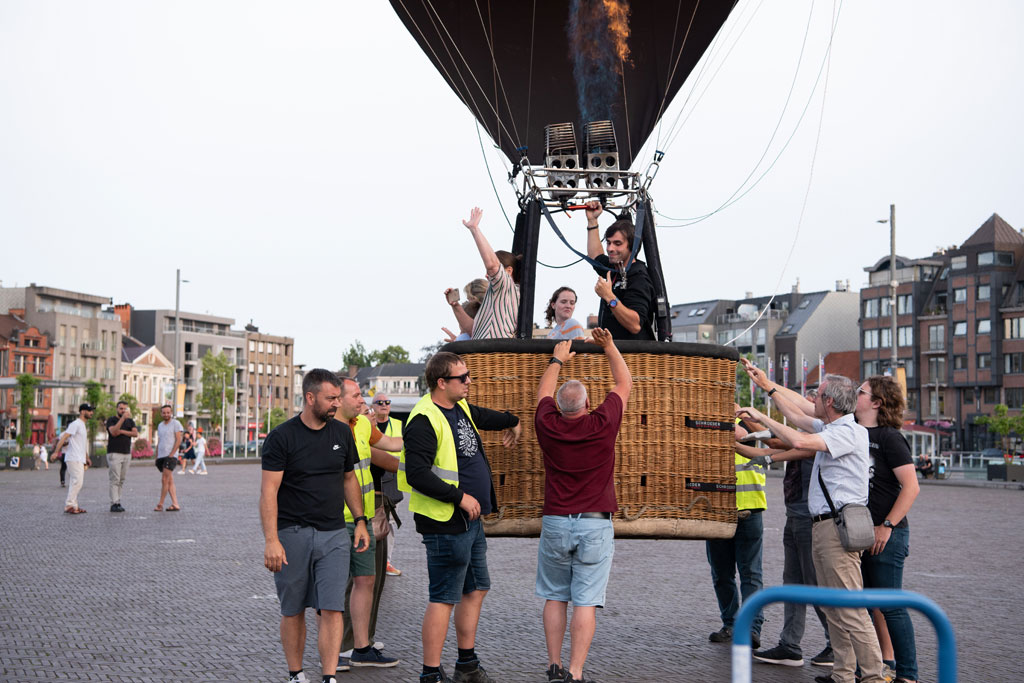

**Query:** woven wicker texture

left=457, top=344, right=738, bottom=539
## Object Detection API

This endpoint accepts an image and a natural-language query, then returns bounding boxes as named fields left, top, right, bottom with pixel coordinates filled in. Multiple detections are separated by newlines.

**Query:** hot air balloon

left=391, top=1, right=743, bottom=539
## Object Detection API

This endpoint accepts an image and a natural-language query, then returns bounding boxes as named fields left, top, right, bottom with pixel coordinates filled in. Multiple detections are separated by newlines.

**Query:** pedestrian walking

left=51, top=403, right=93, bottom=514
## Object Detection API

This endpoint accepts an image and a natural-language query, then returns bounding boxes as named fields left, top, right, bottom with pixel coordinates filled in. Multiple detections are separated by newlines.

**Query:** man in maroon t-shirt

left=533, top=329, right=632, bottom=683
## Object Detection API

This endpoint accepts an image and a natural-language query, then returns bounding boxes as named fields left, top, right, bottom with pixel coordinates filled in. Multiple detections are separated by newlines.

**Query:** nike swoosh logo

left=333, top=445, right=340, bottom=450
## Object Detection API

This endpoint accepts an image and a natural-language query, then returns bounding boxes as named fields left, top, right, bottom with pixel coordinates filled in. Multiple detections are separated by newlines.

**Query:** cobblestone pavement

left=1, top=462, right=1020, bottom=682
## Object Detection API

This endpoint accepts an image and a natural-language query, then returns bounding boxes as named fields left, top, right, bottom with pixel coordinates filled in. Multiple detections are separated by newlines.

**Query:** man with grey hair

left=534, top=328, right=631, bottom=683
left=739, top=374, right=885, bottom=683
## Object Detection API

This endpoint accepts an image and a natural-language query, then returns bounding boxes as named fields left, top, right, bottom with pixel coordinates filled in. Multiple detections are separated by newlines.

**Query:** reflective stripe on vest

left=734, top=451, right=767, bottom=511
left=344, top=415, right=377, bottom=523
left=397, top=394, right=477, bottom=522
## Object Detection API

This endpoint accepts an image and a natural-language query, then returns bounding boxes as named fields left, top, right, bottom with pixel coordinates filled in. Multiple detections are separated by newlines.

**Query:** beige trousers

left=811, top=519, right=885, bottom=683
left=108, top=452, right=132, bottom=505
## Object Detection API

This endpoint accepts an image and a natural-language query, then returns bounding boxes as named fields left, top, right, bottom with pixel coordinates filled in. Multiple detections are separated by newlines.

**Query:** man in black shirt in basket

left=584, top=200, right=655, bottom=340
left=260, top=368, right=371, bottom=683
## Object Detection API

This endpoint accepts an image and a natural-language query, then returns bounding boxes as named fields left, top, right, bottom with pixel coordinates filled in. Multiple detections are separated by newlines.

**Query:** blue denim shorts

left=274, top=525, right=350, bottom=616
left=535, top=515, right=614, bottom=607
left=422, top=519, right=490, bottom=604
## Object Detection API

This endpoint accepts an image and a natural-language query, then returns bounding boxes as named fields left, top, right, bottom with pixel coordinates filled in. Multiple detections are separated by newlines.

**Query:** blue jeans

left=705, top=510, right=764, bottom=634
left=422, top=519, right=490, bottom=604
left=861, top=526, right=917, bottom=681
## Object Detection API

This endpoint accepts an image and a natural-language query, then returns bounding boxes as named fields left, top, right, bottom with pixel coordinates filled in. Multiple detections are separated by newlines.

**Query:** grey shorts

left=274, top=525, right=350, bottom=616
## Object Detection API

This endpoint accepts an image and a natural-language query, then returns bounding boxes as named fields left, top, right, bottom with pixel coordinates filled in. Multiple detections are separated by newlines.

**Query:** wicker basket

left=442, top=339, right=739, bottom=539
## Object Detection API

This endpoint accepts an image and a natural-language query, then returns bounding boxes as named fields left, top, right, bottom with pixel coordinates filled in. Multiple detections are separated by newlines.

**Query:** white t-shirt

left=194, top=436, right=206, bottom=457
left=807, top=413, right=871, bottom=516
left=63, top=418, right=89, bottom=464
left=156, top=419, right=183, bottom=459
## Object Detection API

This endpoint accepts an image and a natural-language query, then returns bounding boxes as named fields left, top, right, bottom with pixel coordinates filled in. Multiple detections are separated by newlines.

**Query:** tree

left=373, top=345, right=410, bottom=365
left=84, top=381, right=115, bottom=450
left=342, top=340, right=411, bottom=370
left=15, top=374, right=39, bottom=448
left=198, top=351, right=236, bottom=430
left=342, top=340, right=372, bottom=369
left=267, top=406, right=289, bottom=431
left=975, top=404, right=1024, bottom=451
left=419, top=339, right=445, bottom=363
left=734, top=353, right=766, bottom=411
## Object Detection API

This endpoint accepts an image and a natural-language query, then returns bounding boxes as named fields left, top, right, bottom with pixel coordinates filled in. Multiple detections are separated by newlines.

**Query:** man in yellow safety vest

left=399, top=351, right=522, bottom=683
left=705, top=408, right=768, bottom=650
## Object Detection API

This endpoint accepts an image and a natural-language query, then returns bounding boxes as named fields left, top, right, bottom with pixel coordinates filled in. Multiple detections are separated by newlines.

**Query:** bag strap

left=817, top=467, right=840, bottom=517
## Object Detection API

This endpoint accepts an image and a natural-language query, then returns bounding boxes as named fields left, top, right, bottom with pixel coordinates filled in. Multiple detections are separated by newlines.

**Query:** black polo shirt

left=592, top=254, right=655, bottom=340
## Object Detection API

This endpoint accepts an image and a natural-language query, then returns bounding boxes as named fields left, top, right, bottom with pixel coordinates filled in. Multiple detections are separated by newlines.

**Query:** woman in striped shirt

left=545, top=287, right=586, bottom=340
left=462, top=207, right=522, bottom=339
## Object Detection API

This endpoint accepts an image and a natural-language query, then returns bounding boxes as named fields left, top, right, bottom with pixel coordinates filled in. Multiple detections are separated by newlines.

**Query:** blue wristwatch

left=608, top=298, right=619, bottom=308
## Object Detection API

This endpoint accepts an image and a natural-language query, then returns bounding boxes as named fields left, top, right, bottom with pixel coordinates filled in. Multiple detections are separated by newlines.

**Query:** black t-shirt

left=105, top=416, right=136, bottom=454
left=437, top=404, right=492, bottom=516
left=261, top=414, right=357, bottom=531
left=180, top=432, right=195, bottom=456
left=866, top=425, right=914, bottom=527
left=592, top=254, right=655, bottom=340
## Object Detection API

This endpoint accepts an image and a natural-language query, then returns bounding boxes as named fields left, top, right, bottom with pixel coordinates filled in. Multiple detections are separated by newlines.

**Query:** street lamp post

left=877, top=204, right=899, bottom=374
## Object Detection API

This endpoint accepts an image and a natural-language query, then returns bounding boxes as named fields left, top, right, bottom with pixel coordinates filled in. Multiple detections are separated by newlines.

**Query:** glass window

left=928, top=357, right=946, bottom=383
left=953, top=288, right=967, bottom=303
left=904, top=359, right=914, bottom=379
left=248, top=362, right=255, bottom=373
left=897, top=326, right=913, bottom=346
left=906, top=392, right=917, bottom=411
left=258, top=342, right=264, bottom=353
left=880, top=328, right=891, bottom=348
left=249, top=340, right=255, bottom=352
left=953, top=355, right=967, bottom=370
left=929, top=325, right=945, bottom=350
left=978, top=284, right=991, bottom=301
left=984, top=387, right=998, bottom=404
left=977, top=353, right=991, bottom=369
left=688, top=308, right=697, bottom=316
left=978, top=319, right=991, bottom=334
left=953, top=322, right=967, bottom=336
left=863, top=360, right=881, bottom=377
left=864, top=329, right=879, bottom=349
left=1005, top=353, right=1024, bottom=374
left=696, top=308, right=706, bottom=315
left=1007, top=388, right=1024, bottom=409
left=799, top=298, right=811, bottom=309
left=951, top=255, right=967, bottom=270
left=978, top=251, right=994, bottom=266
left=1006, top=318, right=1024, bottom=339
left=863, top=299, right=879, bottom=318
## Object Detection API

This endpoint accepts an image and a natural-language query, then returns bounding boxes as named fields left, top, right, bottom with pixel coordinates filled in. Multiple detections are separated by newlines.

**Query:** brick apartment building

left=0, top=313, right=55, bottom=444
left=860, top=213, right=1024, bottom=450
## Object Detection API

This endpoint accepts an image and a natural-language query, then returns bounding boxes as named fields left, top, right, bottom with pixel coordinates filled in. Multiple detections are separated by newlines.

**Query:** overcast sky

left=2, top=1, right=1021, bottom=370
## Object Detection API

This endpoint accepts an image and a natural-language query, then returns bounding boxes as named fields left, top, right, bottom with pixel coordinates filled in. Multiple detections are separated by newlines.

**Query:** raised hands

left=462, top=206, right=483, bottom=231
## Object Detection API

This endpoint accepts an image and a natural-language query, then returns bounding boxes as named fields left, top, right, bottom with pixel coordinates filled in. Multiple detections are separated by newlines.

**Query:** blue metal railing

left=731, top=585, right=956, bottom=683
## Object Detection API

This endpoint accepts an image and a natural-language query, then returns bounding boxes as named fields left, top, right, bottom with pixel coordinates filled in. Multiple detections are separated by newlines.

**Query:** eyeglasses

left=857, top=387, right=873, bottom=398
left=442, top=371, right=471, bottom=383
left=374, top=399, right=391, bottom=405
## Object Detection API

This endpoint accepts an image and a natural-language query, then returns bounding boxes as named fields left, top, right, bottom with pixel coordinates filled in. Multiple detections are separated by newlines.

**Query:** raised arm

left=538, top=340, right=575, bottom=404
left=741, top=358, right=814, bottom=417
left=585, top=201, right=605, bottom=259
left=737, top=406, right=825, bottom=452
left=593, top=328, right=631, bottom=408
left=463, top=207, right=501, bottom=277
left=445, top=289, right=475, bottom=335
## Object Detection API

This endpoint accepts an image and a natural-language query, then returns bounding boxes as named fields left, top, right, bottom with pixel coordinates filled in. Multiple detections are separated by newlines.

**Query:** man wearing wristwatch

left=533, top=329, right=631, bottom=683
left=400, top=351, right=522, bottom=683
left=584, top=200, right=655, bottom=340
left=260, top=369, right=370, bottom=683
left=335, top=377, right=404, bottom=669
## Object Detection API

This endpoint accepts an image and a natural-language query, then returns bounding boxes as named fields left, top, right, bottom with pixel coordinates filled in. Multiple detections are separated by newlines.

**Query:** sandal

left=166, top=505, right=181, bottom=512
left=153, top=505, right=163, bottom=512
left=64, top=506, right=76, bottom=514
left=68, top=507, right=86, bottom=514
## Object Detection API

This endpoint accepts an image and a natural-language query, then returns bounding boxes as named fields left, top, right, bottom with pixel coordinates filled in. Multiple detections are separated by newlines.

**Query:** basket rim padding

left=441, top=338, right=740, bottom=361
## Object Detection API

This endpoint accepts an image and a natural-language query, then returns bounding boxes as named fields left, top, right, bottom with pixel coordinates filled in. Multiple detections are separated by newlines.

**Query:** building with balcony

left=0, top=284, right=121, bottom=428
left=128, top=307, right=244, bottom=430
left=671, top=281, right=860, bottom=391
left=860, top=213, right=1024, bottom=450
left=353, top=363, right=426, bottom=416
left=0, top=312, right=55, bottom=444
left=242, top=326, right=294, bottom=440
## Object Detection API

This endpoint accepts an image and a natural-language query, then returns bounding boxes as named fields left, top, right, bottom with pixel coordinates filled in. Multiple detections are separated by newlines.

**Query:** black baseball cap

left=79, top=403, right=94, bottom=412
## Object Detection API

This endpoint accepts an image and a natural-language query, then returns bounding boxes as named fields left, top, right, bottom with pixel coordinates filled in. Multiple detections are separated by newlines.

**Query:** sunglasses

left=442, top=371, right=471, bottom=383
left=857, top=387, right=873, bottom=398
left=374, top=399, right=391, bottom=405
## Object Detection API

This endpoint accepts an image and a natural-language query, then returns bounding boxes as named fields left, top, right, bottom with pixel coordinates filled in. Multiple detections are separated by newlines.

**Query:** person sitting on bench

left=915, top=453, right=934, bottom=479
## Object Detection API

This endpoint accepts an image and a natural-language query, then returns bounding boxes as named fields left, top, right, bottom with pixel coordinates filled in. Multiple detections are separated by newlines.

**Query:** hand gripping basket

left=442, top=339, right=739, bottom=539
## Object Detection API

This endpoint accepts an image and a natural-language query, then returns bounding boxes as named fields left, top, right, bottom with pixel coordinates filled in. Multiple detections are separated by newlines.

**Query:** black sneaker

left=452, top=662, right=494, bottom=683
left=349, top=647, right=398, bottom=668
left=709, top=626, right=733, bottom=643
left=814, top=676, right=836, bottom=683
left=110, top=503, right=125, bottom=512
left=420, top=666, right=452, bottom=683
left=546, top=663, right=569, bottom=682
left=753, top=644, right=804, bottom=666
left=752, top=632, right=761, bottom=650
left=810, top=645, right=834, bottom=667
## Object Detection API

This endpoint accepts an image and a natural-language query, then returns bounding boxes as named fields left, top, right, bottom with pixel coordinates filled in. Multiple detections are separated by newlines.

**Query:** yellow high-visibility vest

left=398, top=394, right=477, bottom=522
left=344, top=414, right=376, bottom=523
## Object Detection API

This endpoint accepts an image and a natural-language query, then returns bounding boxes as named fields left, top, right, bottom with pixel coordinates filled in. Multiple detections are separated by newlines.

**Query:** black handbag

left=817, top=469, right=874, bottom=552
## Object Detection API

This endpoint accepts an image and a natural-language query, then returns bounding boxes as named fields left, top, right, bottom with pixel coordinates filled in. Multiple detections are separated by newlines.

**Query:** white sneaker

left=199, top=470, right=209, bottom=475
left=287, top=672, right=308, bottom=683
